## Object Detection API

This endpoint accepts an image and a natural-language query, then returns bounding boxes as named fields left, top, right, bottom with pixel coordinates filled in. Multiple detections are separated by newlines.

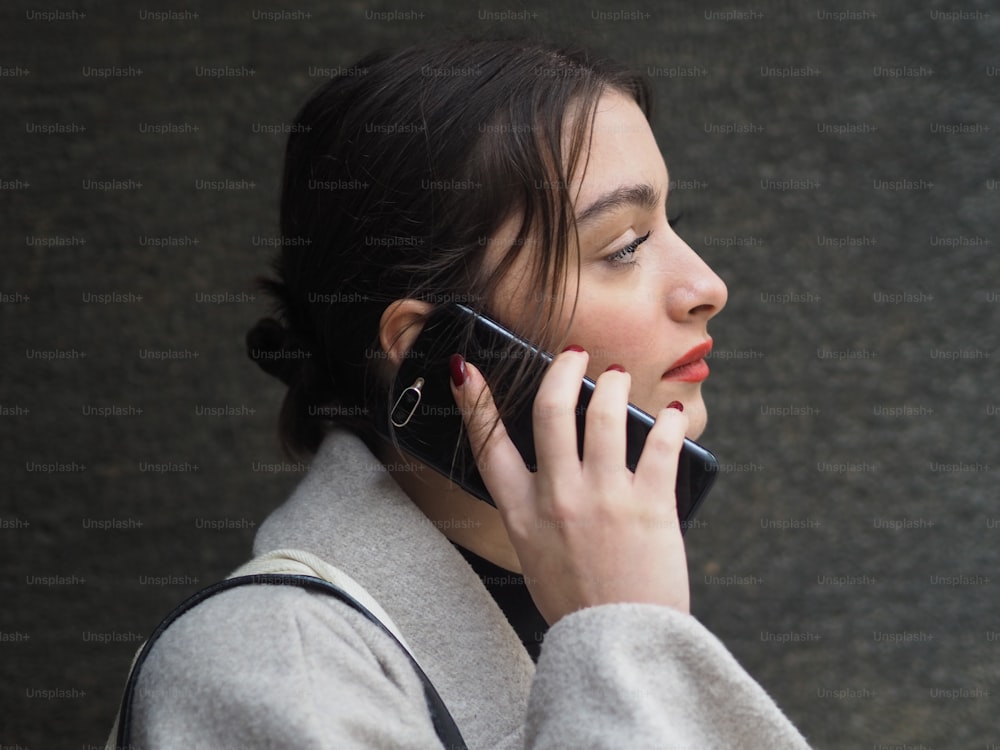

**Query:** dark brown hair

left=248, top=38, right=651, bottom=459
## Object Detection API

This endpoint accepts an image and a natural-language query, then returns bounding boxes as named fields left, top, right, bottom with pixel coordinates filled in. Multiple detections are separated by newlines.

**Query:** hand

left=450, top=347, right=691, bottom=625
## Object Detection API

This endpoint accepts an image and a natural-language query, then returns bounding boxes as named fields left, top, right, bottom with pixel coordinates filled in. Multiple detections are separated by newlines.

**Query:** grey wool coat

left=126, top=428, right=813, bottom=749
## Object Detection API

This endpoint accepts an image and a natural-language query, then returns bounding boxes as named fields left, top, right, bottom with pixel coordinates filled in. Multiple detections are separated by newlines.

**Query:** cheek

left=564, top=296, right=659, bottom=377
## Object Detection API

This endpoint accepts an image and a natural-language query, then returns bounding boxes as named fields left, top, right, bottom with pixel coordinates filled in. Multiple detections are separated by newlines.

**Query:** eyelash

left=604, top=211, right=684, bottom=267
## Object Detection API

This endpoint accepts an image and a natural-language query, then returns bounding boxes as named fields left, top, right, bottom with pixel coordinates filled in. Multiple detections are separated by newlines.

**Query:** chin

left=684, top=393, right=709, bottom=439
left=686, top=403, right=708, bottom=439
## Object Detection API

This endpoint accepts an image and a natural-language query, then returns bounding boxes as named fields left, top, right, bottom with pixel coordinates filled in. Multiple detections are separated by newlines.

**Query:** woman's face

left=491, top=89, right=728, bottom=439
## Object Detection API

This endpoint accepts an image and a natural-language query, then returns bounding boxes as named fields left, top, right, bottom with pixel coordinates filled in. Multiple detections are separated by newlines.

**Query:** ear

left=379, top=298, right=435, bottom=368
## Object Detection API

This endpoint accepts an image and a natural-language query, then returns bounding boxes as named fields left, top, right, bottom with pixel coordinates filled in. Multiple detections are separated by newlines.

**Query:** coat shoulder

left=129, top=583, right=440, bottom=748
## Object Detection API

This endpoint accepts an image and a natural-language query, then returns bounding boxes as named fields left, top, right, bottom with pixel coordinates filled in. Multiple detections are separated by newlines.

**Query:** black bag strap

left=114, top=573, right=468, bottom=750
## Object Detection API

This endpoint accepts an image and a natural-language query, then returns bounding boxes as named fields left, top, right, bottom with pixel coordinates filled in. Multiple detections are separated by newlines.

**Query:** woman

left=125, top=39, right=812, bottom=747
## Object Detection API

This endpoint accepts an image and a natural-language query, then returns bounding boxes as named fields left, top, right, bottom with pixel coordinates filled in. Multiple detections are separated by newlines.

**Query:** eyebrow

left=574, top=182, right=663, bottom=229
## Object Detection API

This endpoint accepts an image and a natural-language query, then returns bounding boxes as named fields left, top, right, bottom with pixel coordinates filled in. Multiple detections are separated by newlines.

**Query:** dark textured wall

left=2, top=1, right=997, bottom=748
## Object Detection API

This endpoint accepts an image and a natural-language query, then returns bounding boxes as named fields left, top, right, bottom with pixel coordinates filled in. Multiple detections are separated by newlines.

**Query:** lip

left=662, top=339, right=713, bottom=383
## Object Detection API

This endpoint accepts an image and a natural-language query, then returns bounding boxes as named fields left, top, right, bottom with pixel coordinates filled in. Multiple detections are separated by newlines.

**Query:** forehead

left=479, top=89, right=665, bottom=294
left=569, top=89, right=666, bottom=207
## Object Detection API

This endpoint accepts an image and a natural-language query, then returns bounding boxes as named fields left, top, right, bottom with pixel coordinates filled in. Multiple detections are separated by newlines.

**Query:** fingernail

left=667, top=400, right=684, bottom=412
left=449, top=353, right=466, bottom=387
left=561, top=344, right=585, bottom=353
left=605, top=363, right=626, bottom=373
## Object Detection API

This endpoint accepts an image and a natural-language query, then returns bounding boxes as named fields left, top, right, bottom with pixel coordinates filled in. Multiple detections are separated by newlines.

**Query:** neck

left=374, top=440, right=522, bottom=573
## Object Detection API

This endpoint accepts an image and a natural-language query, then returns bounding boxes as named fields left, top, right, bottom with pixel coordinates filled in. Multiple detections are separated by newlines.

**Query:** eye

left=605, top=230, right=652, bottom=267
left=602, top=209, right=684, bottom=268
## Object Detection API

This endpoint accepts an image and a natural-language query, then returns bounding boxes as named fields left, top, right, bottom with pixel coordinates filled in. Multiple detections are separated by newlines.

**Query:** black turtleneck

left=451, top=542, right=549, bottom=662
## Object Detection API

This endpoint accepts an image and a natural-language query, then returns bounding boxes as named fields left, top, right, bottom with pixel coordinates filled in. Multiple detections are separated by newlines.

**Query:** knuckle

left=535, top=476, right=580, bottom=523
left=543, top=497, right=582, bottom=531
left=532, top=391, right=570, bottom=422
left=645, top=424, right=683, bottom=455
left=585, top=401, right=619, bottom=431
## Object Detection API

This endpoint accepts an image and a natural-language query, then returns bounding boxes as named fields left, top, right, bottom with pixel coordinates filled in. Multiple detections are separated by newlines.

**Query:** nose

left=667, top=238, right=728, bottom=323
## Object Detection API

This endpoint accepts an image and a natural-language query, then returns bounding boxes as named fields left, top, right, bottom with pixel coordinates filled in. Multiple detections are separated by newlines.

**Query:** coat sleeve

left=525, top=602, right=812, bottom=749
left=128, top=584, right=445, bottom=750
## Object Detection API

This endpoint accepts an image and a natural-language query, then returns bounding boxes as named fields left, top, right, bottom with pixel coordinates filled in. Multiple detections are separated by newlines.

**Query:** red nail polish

left=562, top=344, right=585, bottom=353
left=605, top=363, right=626, bottom=373
left=449, top=353, right=466, bottom=387
left=667, top=400, right=684, bottom=412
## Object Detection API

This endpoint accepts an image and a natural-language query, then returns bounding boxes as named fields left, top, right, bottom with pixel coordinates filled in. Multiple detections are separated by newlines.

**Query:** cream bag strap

left=106, top=548, right=466, bottom=750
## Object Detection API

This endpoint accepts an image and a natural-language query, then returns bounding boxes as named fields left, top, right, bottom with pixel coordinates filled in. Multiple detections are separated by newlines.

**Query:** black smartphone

left=373, top=302, right=719, bottom=533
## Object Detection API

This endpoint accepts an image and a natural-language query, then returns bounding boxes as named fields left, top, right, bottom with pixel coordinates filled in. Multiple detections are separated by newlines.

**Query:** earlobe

left=379, top=298, right=434, bottom=368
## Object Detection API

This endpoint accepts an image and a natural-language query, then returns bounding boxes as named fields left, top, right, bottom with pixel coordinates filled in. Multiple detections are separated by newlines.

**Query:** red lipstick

left=662, top=339, right=713, bottom=383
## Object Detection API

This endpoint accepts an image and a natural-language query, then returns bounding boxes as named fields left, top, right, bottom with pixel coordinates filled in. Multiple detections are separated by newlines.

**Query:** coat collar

left=253, top=428, right=534, bottom=747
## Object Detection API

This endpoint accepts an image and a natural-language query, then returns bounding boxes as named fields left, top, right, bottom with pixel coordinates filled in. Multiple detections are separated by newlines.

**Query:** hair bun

left=246, top=317, right=303, bottom=386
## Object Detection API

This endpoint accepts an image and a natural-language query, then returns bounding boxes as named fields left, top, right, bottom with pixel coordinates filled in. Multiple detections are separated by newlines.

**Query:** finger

left=532, top=348, right=590, bottom=477
left=581, top=367, right=631, bottom=490
left=632, top=406, right=689, bottom=514
left=451, top=357, right=533, bottom=517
